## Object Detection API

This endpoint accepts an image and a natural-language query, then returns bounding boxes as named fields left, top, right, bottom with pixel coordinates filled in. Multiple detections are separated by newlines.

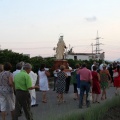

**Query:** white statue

left=56, top=36, right=66, bottom=60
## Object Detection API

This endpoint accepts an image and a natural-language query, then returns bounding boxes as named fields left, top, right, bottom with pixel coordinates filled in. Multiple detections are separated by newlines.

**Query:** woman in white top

left=38, top=64, right=50, bottom=103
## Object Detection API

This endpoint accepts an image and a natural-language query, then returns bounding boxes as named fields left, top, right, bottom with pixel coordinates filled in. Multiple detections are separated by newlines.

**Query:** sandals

left=42, top=100, right=47, bottom=103
left=95, top=101, right=100, bottom=103
left=62, top=100, right=66, bottom=103
left=101, top=97, right=104, bottom=100
left=101, top=96, right=107, bottom=100
left=93, top=101, right=100, bottom=104
left=73, top=98, right=77, bottom=100
left=57, top=100, right=66, bottom=104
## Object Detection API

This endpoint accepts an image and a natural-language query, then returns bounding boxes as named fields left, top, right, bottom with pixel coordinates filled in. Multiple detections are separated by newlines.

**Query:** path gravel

left=0, top=85, right=116, bottom=120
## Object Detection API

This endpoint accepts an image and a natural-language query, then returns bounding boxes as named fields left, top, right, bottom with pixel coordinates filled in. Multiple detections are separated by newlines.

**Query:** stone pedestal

left=52, top=60, right=68, bottom=70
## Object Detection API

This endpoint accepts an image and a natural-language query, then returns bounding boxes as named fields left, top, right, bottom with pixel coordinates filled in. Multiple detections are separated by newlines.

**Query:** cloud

left=85, top=16, right=97, bottom=22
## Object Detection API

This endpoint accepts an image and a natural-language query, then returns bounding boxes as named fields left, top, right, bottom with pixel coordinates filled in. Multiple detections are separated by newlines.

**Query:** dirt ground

left=101, top=106, right=120, bottom=120
left=0, top=86, right=116, bottom=120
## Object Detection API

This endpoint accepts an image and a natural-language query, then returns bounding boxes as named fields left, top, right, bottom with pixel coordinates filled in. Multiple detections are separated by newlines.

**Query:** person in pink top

left=77, top=63, right=92, bottom=108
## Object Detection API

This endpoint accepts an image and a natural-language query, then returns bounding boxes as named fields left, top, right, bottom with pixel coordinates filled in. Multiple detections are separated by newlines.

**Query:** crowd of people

left=54, top=61, right=120, bottom=108
left=0, top=62, right=39, bottom=120
left=0, top=61, right=120, bottom=120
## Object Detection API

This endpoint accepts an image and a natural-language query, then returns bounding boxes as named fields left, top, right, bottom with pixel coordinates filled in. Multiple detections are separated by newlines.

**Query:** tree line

left=0, top=49, right=108, bottom=75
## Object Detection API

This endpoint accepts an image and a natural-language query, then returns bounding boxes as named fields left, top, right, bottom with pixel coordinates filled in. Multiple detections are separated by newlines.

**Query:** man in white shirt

left=13, top=63, right=22, bottom=78
left=91, top=61, right=96, bottom=71
left=99, top=62, right=105, bottom=71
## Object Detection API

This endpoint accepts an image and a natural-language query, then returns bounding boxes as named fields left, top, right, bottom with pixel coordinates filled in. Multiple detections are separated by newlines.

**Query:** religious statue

left=56, top=36, right=66, bottom=60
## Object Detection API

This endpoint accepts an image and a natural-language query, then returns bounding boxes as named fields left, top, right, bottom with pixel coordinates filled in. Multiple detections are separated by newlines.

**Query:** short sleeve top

left=14, top=70, right=32, bottom=91
left=0, top=71, right=13, bottom=94
left=100, top=70, right=109, bottom=82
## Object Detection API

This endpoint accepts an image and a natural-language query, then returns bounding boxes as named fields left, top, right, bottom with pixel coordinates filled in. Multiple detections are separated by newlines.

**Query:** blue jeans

left=79, top=81, right=90, bottom=107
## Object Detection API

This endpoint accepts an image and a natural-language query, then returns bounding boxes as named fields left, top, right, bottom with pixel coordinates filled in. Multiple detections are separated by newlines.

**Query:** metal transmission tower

left=91, top=43, right=94, bottom=59
left=94, top=31, right=103, bottom=54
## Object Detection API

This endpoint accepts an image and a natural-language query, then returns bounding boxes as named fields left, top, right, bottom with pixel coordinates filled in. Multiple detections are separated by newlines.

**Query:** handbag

left=115, top=88, right=120, bottom=96
left=87, top=92, right=92, bottom=101
left=113, top=72, right=119, bottom=78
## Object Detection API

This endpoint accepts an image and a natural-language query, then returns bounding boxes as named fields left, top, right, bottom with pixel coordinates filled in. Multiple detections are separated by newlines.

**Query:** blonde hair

left=0, top=64, right=4, bottom=72
left=60, top=65, right=65, bottom=71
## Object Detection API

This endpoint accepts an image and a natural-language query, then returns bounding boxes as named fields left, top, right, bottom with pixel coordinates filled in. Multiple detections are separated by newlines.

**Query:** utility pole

left=94, top=31, right=103, bottom=54
left=91, top=43, right=94, bottom=59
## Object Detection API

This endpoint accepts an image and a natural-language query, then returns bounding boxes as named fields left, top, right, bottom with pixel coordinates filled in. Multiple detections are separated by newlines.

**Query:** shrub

left=52, top=96, right=120, bottom=120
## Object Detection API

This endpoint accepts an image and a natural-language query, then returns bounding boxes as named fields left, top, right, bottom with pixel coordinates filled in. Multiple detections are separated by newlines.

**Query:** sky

left=0, top=0, right=120, bottom=61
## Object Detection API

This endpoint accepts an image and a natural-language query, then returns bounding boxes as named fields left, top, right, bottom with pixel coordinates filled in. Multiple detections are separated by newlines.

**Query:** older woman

left=0, top=63, right=15, bottom=120
left=92, top=66, right=101, bottom=103
left=38, top=64, right=50, bottom=103
left=100, top=64, right=111, bottom=100
left=0, top=64, right=3, bottom=72
left=56, top=65, right=67, bottom=104
left=0, top=64, right=4, bottom=113
left=113, top=65, right=120, bottom=95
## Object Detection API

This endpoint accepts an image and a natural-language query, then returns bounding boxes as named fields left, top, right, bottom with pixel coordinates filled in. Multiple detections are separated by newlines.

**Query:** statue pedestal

left=53, top=60, right=68, bottom=70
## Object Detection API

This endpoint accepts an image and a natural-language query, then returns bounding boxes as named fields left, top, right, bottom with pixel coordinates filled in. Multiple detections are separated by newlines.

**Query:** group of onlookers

left=53, top=61, right=120, bottom=108
left=0, top=61, right=120, bottom=119
left=0, top=62, right=54, bottom=120
left=70, top=61, right=120, bottom=108
left=0, top=63, right=15, bottom=120
left=0, top=62, right=39, bottom=120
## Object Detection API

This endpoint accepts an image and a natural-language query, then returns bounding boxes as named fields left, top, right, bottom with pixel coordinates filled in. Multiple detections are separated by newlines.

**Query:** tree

left=30, top=56, right=44, bottom=73
left=0, top=49, right=30, bottom=71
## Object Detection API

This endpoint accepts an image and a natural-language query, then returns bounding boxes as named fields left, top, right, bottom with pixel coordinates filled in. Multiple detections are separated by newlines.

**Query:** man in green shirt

left=14, top=63, right=39, bottom=120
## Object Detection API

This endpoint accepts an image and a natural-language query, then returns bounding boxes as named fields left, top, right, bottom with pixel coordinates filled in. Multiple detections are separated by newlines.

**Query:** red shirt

left=78, top=67, right=92, bottom=81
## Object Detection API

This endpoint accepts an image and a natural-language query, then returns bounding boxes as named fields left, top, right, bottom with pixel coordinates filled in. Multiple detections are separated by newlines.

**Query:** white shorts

left=0, top=93, right=15, bottom=111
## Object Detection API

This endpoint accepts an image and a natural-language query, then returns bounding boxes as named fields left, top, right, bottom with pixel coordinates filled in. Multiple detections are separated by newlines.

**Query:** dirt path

left=0, top=86, right=116, bottom=120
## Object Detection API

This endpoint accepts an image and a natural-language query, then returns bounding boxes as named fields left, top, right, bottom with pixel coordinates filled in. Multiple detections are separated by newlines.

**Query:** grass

left=51, top=96, right=120, bottom=120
